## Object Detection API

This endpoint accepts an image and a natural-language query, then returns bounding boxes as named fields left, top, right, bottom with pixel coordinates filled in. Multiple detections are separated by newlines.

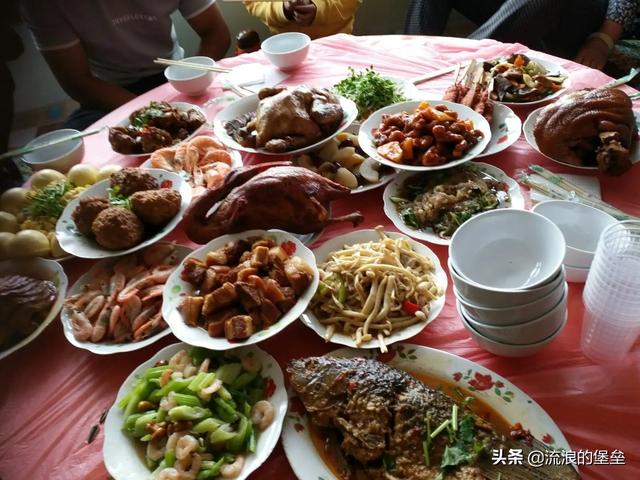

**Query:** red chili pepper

left=264, top=377, right=276, bottom=398
left=160, top=180, right=173, bottom=188
left=402, top=300, right=420, bottom=315
left=281, top=240, right=296, bottom=256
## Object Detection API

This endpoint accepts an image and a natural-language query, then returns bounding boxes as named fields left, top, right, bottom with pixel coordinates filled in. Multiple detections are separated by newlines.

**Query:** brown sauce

left=309, top=370, right=513, bottom=479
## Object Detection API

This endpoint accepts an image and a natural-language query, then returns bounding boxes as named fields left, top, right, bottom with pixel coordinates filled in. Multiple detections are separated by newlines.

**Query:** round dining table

left=1, top=34, right=638, bottom=480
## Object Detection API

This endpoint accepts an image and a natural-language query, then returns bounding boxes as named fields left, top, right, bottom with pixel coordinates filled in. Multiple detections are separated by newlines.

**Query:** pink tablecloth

left=1, top=35, right=638, bottom=480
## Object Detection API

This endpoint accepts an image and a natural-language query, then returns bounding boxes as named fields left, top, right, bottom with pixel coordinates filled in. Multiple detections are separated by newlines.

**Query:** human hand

left=575, top=37, right=610, bottom=70
left=284, top=0, right=316, bottom=26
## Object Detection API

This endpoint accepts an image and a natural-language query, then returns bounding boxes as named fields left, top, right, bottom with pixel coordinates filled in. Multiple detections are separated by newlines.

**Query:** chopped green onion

left=452, top=404, right=459, bottom=432
left=430, top=419, right=451, bottom=439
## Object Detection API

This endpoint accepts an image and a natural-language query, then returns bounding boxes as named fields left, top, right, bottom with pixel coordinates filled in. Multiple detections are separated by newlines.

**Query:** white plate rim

left=212, top=93, right=358, bottom=156
left=300, top=229, right=447, bottom=349
left=490, top=56, right=571, bottom=107
left=523, top=107, right=640, bottom=170
left=382, top=162, right=525, bottom=245
left=55, top=169, right=192, bottom=259
left=282, top=342, right=574, bottom=480
left=112, top=102, right=208, bottom=158
left=0, top=257, right=68, bottom=361
left=358, top=100, right=492, bottom=172
left=475, top=103, right=522, bottom=158
left=103, top=342, right=287, bottom=480
left=59, top=242, right=193, bottom=354
left=162, top=229, right=319, bottom=350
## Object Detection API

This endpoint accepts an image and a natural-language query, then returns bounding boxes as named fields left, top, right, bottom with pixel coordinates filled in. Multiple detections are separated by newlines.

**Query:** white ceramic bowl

left=262, top=32, right=310, bottom=70
left=22, top=129, right=84, bottom=173
left=450, top=209, right=566, bottom=289
left=458, top=301, right=567, bottom=357
left=532, top=200, right=616, bottom=268
left=449, top=258, right=565, bottom=308
left=459, top=285, right=567, bottom=344
left=164, top=56, right=215, bottom=96
left=454, top=279, right=567, bottom=326
left=565, top=264, right=590, bottom=283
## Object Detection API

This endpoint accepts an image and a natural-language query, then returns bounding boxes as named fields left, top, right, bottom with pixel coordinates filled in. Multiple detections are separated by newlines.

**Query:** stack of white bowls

left=531, top=201, right=616, bottom=283
left=449, top=209, right=568, bottom=357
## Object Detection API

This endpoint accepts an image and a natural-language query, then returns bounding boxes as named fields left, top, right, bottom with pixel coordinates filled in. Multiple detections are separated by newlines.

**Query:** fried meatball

left=72, top=196, right=110, bottom=236
left=110, top=168, right=159, bottom=197
left=130, top=189, right=182, bottom=227
left=91, top=207, right=144, bottom=250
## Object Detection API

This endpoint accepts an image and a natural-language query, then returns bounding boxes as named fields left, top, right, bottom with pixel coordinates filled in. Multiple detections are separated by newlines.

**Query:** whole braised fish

left=288, top=356, right=580, bottom=480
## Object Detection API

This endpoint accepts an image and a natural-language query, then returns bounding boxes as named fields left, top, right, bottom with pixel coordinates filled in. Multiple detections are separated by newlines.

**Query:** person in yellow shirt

left=244, top=0, right=362, bottom=39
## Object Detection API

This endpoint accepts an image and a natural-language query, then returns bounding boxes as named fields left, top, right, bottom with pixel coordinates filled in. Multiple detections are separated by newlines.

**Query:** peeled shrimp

left=251, top=400, right=275, bottom=431
left=175, top=435, right=198, bottom=461
left=175, top=452, right=201, bottom=480
left=147, top=438, right=166, bottom=462
left=220, top=455, right=244, bottom=479
left=168, top=350, right=190, bottom=373
left=155, top=468, right=179, bottom=480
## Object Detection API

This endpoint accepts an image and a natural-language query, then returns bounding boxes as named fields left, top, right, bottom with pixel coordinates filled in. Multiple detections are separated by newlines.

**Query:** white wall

left=11, top=0, right=411, bottom=116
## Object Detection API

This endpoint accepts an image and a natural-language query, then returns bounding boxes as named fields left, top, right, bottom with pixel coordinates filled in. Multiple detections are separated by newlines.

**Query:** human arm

left=284, top=0, right=362, bottom=28
left=186, top=2, right=230, bottom=60
left=575, top=0, right=637, bottom=69
left=244, top=1, right=292, bottom=30
left=42, top=43, right=135, bottom=109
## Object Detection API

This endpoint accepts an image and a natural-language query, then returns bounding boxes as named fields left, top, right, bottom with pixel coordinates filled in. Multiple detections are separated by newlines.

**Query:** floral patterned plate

left=104, top=342, right=287, bottom=480
left=0, top=258, right=68, bottom=361
left=282, top=343, right=572, bottom=480
left=476, top=103, right=521, bottom=158
left=301, top=230, right=447, bottom=350
left=55, top=168, right=191, bottom=259
left=162, top=229, right=319, bottom=351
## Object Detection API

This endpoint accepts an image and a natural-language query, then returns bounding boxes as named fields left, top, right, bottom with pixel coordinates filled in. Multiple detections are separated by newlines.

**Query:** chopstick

left=0, top=127, right=105, bottom=161
left=411, top=62, right=470, bottom=85
left=154, top=58, right=231, bottom=73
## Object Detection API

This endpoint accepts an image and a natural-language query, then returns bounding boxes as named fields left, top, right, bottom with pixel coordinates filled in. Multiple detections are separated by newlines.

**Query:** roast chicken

left=533, top=88, right=637, bottom=175
left=183, top=161, right=364, bottom=244
left=225, top=86, right=344, bottom=153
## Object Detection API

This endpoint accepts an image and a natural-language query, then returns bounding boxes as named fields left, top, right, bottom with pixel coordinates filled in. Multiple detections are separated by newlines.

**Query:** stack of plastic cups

left=581, top=221, right=640, bottom=364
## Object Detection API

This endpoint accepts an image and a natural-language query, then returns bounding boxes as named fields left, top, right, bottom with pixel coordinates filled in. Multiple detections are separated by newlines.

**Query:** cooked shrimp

left=150, top=147, right=179, bottom=172
left=169, top=350, right=190, bottom=373
left=175, top=435, right=198, bottom=461
left=118, top=265, right=174, bottom=302
left=175, top=452, right=201, bottom=480
left=251, top=400, right=275, bottom=431
left=189, top=136, right=224, bottom=155
left=121, top=294, right=142, bottom=327
left=200, top=149, right=232, bottom=167
left=91, top=306, right=111, bottom=342
left=198, top=379, right=222, bottom=401
left=131, top=303, right=160, bottom=332
left=220, top=455, right=244, bottom=479
left=160, top=391, right=177, bottom=410
left=83, top=294, right=106, bottom=320
left=155, top=468, right=179, bottom=480
left=108, top=305, right=121, bottom=337
left=142, top=243, right=176, bottom=266
left=70, top=310, right=93, bottom=341
left=166, top=431, right=187, bottom=451
left=203, top=162, right=231, bottom=189
left=175, top=143, right=199, bottom=173
left=147, top=438, right=166, bottom=462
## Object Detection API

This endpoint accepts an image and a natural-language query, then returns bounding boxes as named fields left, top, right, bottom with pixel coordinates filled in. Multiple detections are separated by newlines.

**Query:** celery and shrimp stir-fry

left=118, top=347, right=275, bottom=479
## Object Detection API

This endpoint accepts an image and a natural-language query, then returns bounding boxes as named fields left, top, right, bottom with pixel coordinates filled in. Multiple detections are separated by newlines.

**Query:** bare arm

left=188, top=3, right=231, bottom=60
left=42, top=43, right=135, bottom=109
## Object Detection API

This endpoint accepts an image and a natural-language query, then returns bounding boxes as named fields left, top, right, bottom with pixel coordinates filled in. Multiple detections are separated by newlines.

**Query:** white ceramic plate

left=56, top=169, right=192, bottom=259
left=111, top=102, right=208, bottom=158
left=213, top=93, right=358, bottom=156
left=163, top=229, right=319, bottom=350
left=524, top=107, right=640, bottom=170
left=0, top=258, right=68, bottom=360
left=358, top=100, right=491, bottom=172
left=476, top=103, right=521, bottom=157
left=104, top=342, right=287, bottom=480
left=383, top=162, right=525, bottom=246
left=282, top=343, right=573, bottom=480
left=301, top=229, right=447, bottom=350
left=490, top=57, right=570, bottom=107
left=59, top=242, right=192, bottom=355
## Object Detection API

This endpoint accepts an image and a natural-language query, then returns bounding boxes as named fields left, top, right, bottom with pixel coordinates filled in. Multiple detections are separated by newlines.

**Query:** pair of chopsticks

left=154, top=58, right=231, bottom=74
left=411, top=61, right=470, bottom=86
left=0, top=127, right=105, bottom=161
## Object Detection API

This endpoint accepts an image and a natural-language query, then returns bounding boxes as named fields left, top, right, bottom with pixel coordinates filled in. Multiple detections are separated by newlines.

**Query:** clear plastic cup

left=581, top=221, right=640, bottom=364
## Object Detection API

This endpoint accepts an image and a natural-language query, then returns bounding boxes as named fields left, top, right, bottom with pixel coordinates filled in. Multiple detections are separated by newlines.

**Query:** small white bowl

left=532, top=200, right=616, bottom=268
left=458, top=301, right=567, bottom=357
left=565, top=264, right=590, bottom=283
left=164, top=56, right=215, bottom=96
left=459, top=285, right=567, bottom=345
left=454, top=279, right=567, bottom=326
left=261, top=32, right=310, bottom=71
left=450, top=209, right=566, bottom=290
left=449, top=259, right=565, bottom=308
left=22, top=129, right=84, bottom=173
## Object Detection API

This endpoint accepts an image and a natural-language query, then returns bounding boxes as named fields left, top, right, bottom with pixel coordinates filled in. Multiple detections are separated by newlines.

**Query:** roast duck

left=533, top=88, right=637, bottom=175
left=183, top=161, right=364, bottom=244
left=224, top=86, right=344, bottom=153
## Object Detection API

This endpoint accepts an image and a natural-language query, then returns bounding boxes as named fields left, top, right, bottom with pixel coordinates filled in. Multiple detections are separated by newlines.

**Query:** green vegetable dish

left=118, top=347, right=275, bottom=479
left=391, top=165, right=511, bottom=239
left=334, top=67, right=407, bottom=121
